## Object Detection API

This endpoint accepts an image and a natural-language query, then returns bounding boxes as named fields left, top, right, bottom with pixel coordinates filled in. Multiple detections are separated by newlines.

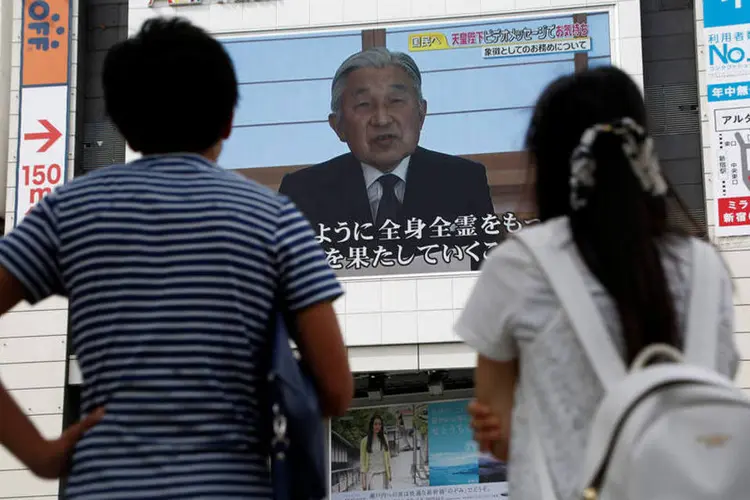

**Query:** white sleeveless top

left=455, top=217, right=739, bottom=500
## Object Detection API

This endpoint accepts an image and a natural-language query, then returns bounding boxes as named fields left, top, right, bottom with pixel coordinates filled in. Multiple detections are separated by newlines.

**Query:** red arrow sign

left=24, top=119, right=62, bottom=153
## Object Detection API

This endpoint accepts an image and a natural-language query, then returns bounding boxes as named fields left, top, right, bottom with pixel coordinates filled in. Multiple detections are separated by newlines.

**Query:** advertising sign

left=704, top=0, right=750, bottom=236
left=219, top=12, right=611, bottom=275
left=330, top=401, right=507, bottom=500
left=14, top=0, right=71, bottom=226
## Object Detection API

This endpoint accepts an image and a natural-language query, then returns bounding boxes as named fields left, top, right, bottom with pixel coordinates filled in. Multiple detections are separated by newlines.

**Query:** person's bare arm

left=0, top=265, right=23, bottom=315
left=294, top=300, right=353, bottom=417
left=473, top=354, right=518, bottom=461
left=0, top=267, right=104, bottom=478
left=0, top=268, right=38, bottom=466
left=1, top=378, right=104, bottom=478
left=0, top=378, right=49, bottom=473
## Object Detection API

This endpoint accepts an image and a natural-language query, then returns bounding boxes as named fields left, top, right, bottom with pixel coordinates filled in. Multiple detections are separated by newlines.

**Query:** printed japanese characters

left=312, top=212, right=535, bottom=272
left=705, top=15, right=750, bottom=235
left=409, top=22, right=591, bottom=59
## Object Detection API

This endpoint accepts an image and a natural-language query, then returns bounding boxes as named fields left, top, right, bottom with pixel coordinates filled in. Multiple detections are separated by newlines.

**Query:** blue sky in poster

left=428, top=400, right=478, bottom=486
left=219, top=12, right=611, bottom=170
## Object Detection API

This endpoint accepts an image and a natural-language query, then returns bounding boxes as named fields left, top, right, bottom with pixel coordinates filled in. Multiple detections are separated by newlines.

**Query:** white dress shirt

left=342, top=154, right=469, bottom=276
left=361, top=156, right=410, bottom=221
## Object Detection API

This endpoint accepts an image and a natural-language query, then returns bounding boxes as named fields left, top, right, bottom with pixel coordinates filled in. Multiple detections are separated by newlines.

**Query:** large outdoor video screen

left=220, top=11, right=612, bottom=277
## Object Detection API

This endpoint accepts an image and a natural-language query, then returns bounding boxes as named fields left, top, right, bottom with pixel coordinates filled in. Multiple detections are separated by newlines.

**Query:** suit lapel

left=402, top=147, right=432, bottom=217
left=335, top=153, right=373, bottom=224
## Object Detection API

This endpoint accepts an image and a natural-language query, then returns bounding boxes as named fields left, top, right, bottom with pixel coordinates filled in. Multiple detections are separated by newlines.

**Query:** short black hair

left=103, top=17, right=238, bottom=155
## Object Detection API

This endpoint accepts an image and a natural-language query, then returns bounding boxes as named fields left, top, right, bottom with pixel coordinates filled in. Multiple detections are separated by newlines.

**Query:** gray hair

left=330, top=47, right=424, bottom=115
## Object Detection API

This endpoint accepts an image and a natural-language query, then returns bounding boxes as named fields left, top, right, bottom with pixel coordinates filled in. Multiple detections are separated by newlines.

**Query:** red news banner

left=15, top=0, right=71, bottom=225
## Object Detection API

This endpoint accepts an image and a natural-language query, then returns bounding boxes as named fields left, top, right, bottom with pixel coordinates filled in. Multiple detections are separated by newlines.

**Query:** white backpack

left=515, top=227, right=750, bottom=500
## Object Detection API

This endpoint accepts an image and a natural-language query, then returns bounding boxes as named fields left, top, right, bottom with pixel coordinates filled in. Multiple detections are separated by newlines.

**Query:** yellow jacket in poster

left=359, top=436, right=392, bottom=482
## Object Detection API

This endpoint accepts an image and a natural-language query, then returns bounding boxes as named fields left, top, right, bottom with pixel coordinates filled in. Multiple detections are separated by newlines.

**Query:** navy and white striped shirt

left=0, top=154, right=343, bottom=499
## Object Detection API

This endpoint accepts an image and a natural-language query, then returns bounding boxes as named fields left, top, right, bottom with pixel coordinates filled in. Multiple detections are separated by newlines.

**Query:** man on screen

left=279, top=47, right=496, bottom=273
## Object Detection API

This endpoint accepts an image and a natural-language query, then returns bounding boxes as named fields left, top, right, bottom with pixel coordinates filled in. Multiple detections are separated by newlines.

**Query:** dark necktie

left=375, top=174, right=402, bottom=230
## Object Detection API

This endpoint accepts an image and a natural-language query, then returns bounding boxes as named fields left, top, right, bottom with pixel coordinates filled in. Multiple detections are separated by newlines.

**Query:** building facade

left=0, top=0, right=748, bottom=498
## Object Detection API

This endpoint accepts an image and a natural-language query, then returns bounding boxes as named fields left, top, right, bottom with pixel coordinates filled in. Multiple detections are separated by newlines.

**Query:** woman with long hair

left=360, top=414, right=392, bottom=490
left=455, top=66, right=739, bottom=499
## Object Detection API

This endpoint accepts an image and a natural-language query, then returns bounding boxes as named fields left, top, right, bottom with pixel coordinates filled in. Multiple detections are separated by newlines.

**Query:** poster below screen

left=219, top=11, right=612, bottom=277
left=330, top=400, right=508, bottom=500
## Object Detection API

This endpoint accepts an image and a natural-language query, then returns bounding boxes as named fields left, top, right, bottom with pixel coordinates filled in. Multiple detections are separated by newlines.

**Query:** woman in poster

left=360, top=414, right=392, bottom=490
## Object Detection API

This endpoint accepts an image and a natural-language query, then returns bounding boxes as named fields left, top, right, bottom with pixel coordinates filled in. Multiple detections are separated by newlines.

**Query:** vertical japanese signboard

left=14, top=0, right=71, bottom=226
left=704, top=0, right=750, bottom=236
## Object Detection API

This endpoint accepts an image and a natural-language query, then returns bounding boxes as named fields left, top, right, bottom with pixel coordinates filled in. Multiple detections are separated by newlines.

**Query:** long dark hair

left=366, top=413, right=389, bottom=454
left=525, top=66, right=702, bottom=364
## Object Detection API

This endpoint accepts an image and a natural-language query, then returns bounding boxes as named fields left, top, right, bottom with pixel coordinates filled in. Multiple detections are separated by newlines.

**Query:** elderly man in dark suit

left=279, top=47, right=496, bottom=273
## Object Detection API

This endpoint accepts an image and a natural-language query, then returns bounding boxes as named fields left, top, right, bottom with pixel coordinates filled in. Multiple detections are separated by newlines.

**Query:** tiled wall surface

left=0, top=0, right=78, bottom=497
left=0, top=2, right=11, bottom=218
left=0, top=297, right=71, bottom=499
left=337, top=274, right=480, bottom=372
left=693, top=0, right=750, bottom=392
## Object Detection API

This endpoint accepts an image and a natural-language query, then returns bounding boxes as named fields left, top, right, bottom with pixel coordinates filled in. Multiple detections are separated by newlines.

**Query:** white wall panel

left=416, top=278, right=453, bottom=311
left=333, top=275, right=482, bottom=346
left=344, top=313, right=382, bottom=345
left=348, top=345, right=419, bottom=372
left=0, top=470, right=58, bottom=498
left=9, top=388, right=64, bottom=415
left=0, top=361, right=65, bottom=391
left=0, top=310, right=68, bottom=338
left=737, top=362, right=750, bottom=388
left=418, top=342, right=476, bottom=370
left=735, top=306, right=750, bottom=334
left=3, top=498, right=54, bottom=500
left=345, top=281, right=381, bottom=314
left=381, top=312, right=418, bottom=344
left=411, top=0, right=448, bottom=19
left=381, top=279, right=417, bottom=312
left=417, top=310, right=455, bottom=343
left=0, top=449, right=23, bottom=473
left=735, top=333, right=750, bottom=360
left=0, top=337, right=67, bottom=365
left=451, top=276, right=477, bottom=310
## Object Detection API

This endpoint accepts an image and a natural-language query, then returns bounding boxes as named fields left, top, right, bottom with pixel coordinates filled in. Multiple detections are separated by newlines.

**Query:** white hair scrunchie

left=569, top=117, right=668, bottom=211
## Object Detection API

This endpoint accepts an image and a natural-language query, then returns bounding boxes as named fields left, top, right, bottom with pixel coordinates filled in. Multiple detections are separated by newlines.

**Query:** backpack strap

left=515, top=227, right=627, bottom=390
left=683, top=239, right=722, bottom=370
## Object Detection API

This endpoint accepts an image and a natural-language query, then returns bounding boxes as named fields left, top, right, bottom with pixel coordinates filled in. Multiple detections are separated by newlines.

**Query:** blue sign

left=427, top=401, right=478, bottom=486
left=708, top=41, right=750, bottom=67
left=708, top=81, right=750, bottom=101
left=704, top=0, right=750, bottom=29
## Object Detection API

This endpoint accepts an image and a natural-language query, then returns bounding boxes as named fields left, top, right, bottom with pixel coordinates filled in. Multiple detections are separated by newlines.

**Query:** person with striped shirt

left=0, top=17, right=353, bottom=499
